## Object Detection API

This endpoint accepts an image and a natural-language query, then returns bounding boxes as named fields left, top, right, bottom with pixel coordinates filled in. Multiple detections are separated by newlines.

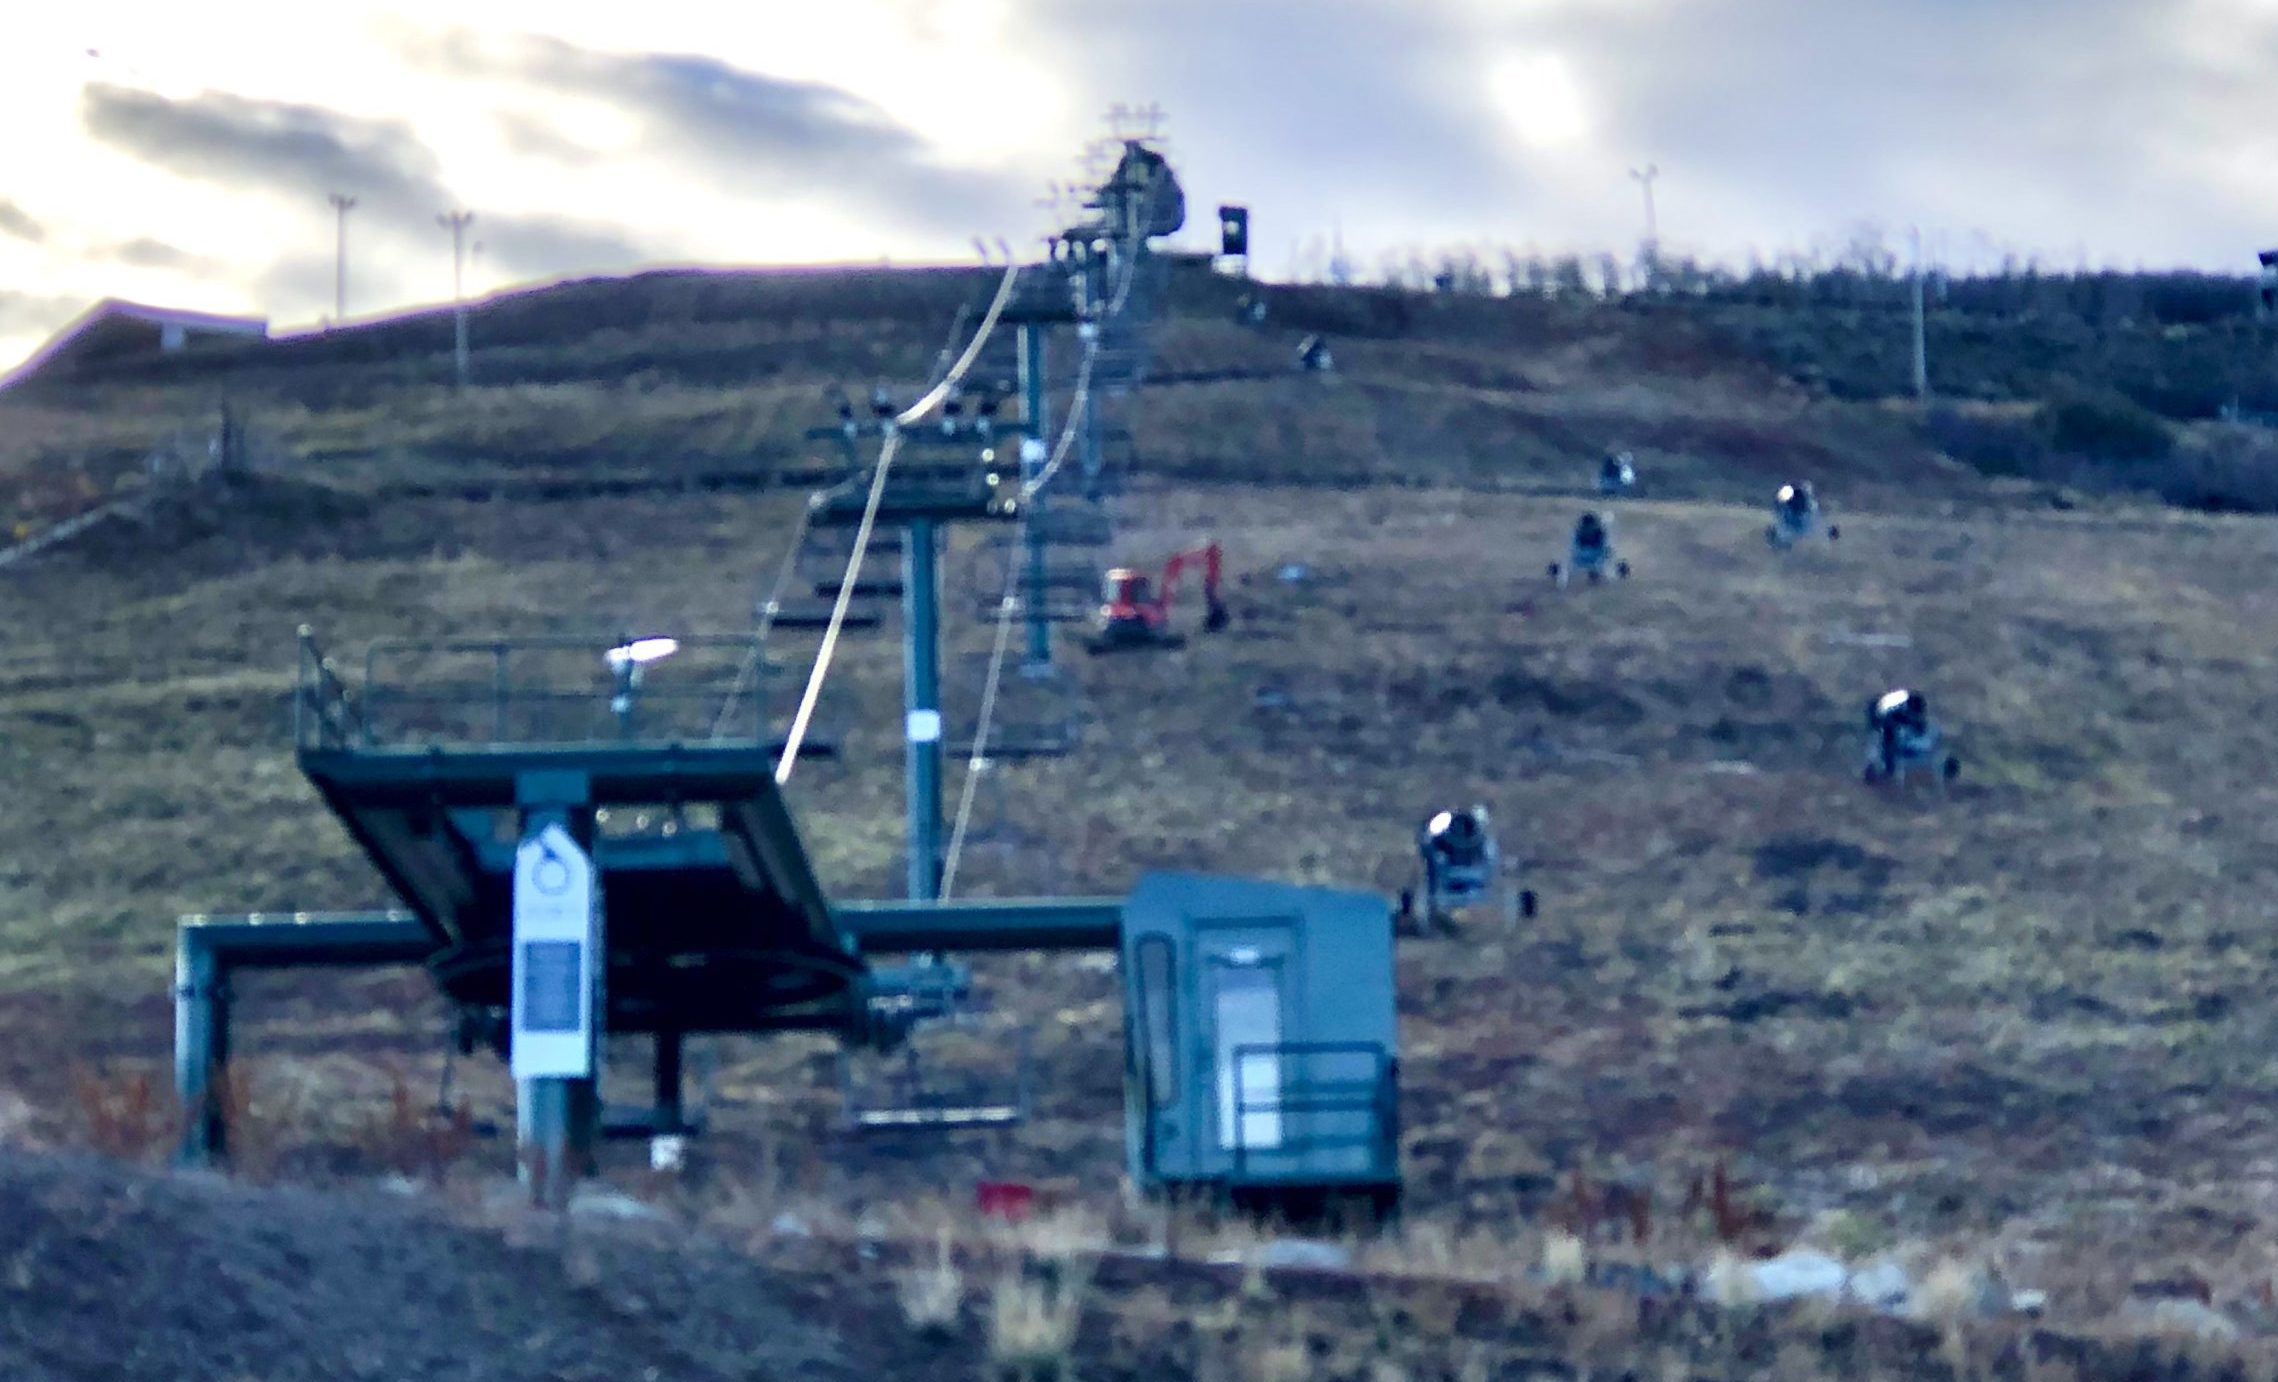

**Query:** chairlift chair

left=840, top=959, right=1035, bottom=1132
left=946, top=652, right=1085, bottom=760
left=758, top=596, right=884, bottom=632
left=966, top=539, right=1100, bottom=624
left=1021, top=503, right=1117, bottom=548
left=940, top=765, right=1069, bottom=895
left=798, top=525, right=906, bottom=601
left=1089, top=424, right=1140, bottom=499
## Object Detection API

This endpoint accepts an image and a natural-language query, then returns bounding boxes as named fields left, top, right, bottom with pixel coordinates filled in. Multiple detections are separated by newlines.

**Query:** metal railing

left=294, top=627, right=368, bottom=750
left=1229, top=1041, right=1398, bottom=1181
left=294, top=629, right=786, bottom=751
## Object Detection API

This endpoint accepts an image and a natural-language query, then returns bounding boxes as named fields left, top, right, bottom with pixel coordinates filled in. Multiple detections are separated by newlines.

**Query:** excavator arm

left=1156, top=542, right=1229, bottom=630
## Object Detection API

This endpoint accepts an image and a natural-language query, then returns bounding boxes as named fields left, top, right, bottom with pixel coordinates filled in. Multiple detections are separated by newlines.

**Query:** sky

left=3, top=0, right=2277, bottom=368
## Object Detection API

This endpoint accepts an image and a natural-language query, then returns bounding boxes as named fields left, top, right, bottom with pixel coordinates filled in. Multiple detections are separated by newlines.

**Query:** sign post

left=511, top=819, right=600, bottom=1203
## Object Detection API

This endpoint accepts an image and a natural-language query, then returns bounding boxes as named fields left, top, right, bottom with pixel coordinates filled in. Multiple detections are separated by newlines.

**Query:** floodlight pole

left=440, top=209, right=476, bottom=389
left=1017, top=321, right=1053, bottom=669
left=904, top=518, right=944, bottom=900
left=327, top=192, right=358, bottom=323
left=1910, top=225, right=1929, bottom=403
left=1629, top=164, right=1659, bottom=289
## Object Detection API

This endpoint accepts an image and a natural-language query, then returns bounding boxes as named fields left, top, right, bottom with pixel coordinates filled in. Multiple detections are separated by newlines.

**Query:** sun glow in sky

left=1489, top=51, right=1592, bottom=151
left=2, top=0, right=2276, bottom=370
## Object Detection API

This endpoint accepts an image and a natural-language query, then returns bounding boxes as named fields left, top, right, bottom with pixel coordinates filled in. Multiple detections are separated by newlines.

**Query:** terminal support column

left=514, top=771, right=600, bottom=1206
left=174, top=932, right=228, bottom=1167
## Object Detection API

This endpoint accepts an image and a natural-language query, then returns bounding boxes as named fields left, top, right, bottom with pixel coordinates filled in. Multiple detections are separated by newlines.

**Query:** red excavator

left=1083, top=541, right=1230, bottom=653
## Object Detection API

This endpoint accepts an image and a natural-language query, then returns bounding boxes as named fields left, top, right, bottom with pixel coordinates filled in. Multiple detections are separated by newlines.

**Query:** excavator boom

left=1153, top=543, right=1223, bottom=617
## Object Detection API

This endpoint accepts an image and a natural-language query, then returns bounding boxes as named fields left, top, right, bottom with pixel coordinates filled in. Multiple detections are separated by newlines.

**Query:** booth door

left=1206, top=939, right=1292, bottom=1160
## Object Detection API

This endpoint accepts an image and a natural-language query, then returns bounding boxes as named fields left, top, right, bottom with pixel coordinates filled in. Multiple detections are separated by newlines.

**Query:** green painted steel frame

left=175, top=910, right=433, bottom=1166
left=837, top=897, right=1122, bottom=953
left=296, top=741, right=848, bottom=951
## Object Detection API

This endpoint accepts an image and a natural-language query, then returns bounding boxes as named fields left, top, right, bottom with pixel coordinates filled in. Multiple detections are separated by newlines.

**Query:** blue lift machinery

left=177, top=498, right=1402, bottom=1215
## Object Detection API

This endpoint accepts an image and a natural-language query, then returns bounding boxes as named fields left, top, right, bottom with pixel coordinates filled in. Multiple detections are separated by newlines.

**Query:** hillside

left=5, top=263, right=2278, bottom=1367
left=0, top=263, right=2014, bottom=516
left=0, top=1146, right=2262, bottom=1382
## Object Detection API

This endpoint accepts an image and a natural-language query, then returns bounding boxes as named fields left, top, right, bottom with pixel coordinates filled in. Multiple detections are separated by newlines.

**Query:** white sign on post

left=510, top=822, right=598, bottom=1080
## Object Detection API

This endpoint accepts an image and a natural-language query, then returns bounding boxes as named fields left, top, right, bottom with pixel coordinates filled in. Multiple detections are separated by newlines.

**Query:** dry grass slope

left=3, top=264, right=2278, bottom=1369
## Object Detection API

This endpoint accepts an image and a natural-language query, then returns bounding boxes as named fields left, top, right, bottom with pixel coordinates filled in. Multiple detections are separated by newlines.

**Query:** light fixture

left=605, top=637, right=679, bottom=670
left=606, top=637, right=679, bottom=729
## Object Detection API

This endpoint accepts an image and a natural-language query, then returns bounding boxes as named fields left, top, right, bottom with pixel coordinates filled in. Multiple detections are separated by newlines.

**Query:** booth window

left=1135, top=937, right=1178, bottom=1107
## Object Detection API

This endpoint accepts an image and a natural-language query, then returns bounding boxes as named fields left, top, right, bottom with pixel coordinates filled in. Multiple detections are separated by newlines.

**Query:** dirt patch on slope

left=0, top=1151, right=900, bottom=1382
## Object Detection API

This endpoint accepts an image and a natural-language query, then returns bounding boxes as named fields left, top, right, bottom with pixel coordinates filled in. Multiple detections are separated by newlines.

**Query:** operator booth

left=1119, top=872, right=1400, bottom=1209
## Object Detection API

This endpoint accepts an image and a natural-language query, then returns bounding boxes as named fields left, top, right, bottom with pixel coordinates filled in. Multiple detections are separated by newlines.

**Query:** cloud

left=78, top=82, right=666, bottom=315
left=475, top=213, right=658, bottom=280
left=0, top=290, right=84, bottom=337
left=494, top=111, right=598, bottom=168
left=410, top=30, right=918, bottom=169
left=22, top=0, right=2271, bottom=357
left=252, top=254, right=356, bottom=316
left=1011, top=0, right=1563, bottom=268
left=397, top=29, right=1030, bottom=236
left=106, top=237, right=210, bottom=271
left=252, top=247, right=434, bottom=324
left=79, top=82, right=448, bottom=229
left=0, top=201, right=45, bottom=245
left=1014, top=0, right=2278, bottom=271
left=1514, top=0, right=2237, bottom=258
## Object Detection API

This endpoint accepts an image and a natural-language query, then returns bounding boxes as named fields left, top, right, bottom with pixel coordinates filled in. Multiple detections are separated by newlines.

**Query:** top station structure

left=172, top=133, right=1404, bottom=1217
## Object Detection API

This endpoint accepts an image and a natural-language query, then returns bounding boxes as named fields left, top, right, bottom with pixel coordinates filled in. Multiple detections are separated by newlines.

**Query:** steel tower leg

left=654, top=1029, right=684, bottom=1132
left=904, top=518, right=943, bottom=900
left=1017, top=321, right=1053, bottom=669
left=174, top=929, right=228, bottom=1168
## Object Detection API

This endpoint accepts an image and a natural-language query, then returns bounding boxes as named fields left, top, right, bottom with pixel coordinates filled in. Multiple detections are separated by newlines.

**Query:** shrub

left=356, top=1070, right=476, bottom=1183
left=1921, top=405, right=2046, bottom=477
left=2039, top=388, right=2174, bottom=463
left=987, top=1256, right=1095, bottom=1381
left=2157, top=424, right=2278, bottom=512
left=897, top=1231, right=964, bottom=1337
left=70, top=1065, right=175, bottom=1163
